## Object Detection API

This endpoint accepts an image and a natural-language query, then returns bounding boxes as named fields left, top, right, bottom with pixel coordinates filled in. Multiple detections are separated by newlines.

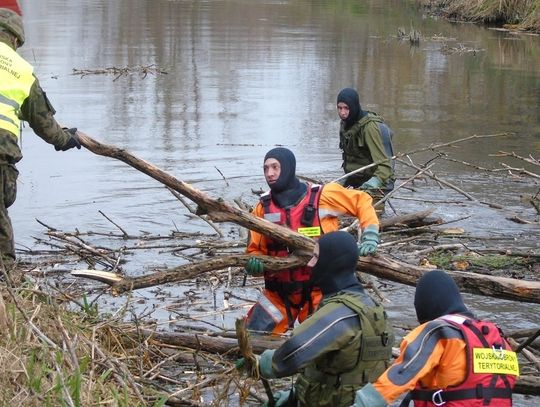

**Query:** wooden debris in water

left=397, top=26, right=421, bottom=45
left=440, top=43, right=484, bottom=54
left=72, top=64, right=167, bottom=81
left=9, top=129, right=540, bottom=403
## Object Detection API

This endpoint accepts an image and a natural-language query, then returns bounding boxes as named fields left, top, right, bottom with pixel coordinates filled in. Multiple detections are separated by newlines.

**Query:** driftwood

left=236, top=318, right=275, bottom=406
left=76, top=130, right=314, bottom=254
left=128, top=328, right=540, bottom=396
left=380, top=209, right=441, bottom=229
left=507, top=328, right=540, bottom=350
left=341, top=209, right=441, bottom=233
left=73, top=131, right=540, bottom=304
left=109, top=255, right=302, bottom=294
left=131, top=328, right=284, bottom=355
left=74, top=253, right=540, bottom=306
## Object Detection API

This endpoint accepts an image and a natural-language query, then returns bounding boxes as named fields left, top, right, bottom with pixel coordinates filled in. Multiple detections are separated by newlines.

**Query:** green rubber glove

left=360, top=176, right=383, bottom=190
left=352, top=383, right=387, bottom=407
left=258, top=349, right=276, bottom=379
left=263, top=389, right=293, bottom=407
left=358, top=225, right=380, bottom=256
left=245, top=257, right=264, bottom=275
left=234, top=357, right=245, bottom=369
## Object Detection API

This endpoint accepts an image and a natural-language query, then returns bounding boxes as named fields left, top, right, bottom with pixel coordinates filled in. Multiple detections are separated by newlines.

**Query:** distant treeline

left=421, top=0, right=540, bottom=33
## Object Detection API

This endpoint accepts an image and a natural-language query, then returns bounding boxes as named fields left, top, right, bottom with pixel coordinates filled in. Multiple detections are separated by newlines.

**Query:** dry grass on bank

left=0, top=267, right=168, bottom=407
left=0, top=264, right=253, bottom=407
left=422, top=0, right=540, bottom=32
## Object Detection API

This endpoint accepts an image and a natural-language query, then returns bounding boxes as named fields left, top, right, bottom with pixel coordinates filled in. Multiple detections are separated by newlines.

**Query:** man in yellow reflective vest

left=0, top=7, right=81, bottom=264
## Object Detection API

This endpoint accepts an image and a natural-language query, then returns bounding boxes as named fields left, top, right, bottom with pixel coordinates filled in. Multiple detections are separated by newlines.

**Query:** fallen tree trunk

left=358, top=255, right=540, bottom=304
left=74, top=131, right=540, bottom=304
left=77, top=131, right=314, bottom=253
left=129, top=328, right=540, bottom=396
left=108, top=255, right=303, bottom=294
left=73, top=253, right=540, bottom=305
left=133, top=328, right=283, bottom=355
left=515, top=375, right=540, bottom=396
left=380, top=209, right=441, bottom=229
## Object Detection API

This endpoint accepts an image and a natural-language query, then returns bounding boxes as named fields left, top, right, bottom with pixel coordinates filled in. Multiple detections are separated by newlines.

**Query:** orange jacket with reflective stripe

left=247, top=181, right=379, bottom=256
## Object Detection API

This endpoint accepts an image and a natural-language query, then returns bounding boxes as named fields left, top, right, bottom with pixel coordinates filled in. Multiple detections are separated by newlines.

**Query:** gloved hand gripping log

left=235, top=318, right=276, bottom=406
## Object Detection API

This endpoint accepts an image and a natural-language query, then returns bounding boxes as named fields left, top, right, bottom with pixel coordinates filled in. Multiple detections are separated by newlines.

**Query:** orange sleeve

left=372, top=323, right=467, bottom=404
left=318, top=182, right=379, bottom=231
left=246, top=202, right=268, bottom=255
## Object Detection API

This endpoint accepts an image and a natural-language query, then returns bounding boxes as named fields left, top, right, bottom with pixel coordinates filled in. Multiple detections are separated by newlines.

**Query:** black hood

left=337, top=88, right=365, bottom=129
left=264, top=147, right=306, bottom=207
left=311, top=231, right=362, bottom=296
left=414, top=270, right=472, bottom=324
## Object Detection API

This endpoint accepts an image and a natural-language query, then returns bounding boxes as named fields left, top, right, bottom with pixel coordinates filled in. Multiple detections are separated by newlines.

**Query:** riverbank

left=0, top=269, right=153, bottom=405
left=420, top=0, right=540, bottom=33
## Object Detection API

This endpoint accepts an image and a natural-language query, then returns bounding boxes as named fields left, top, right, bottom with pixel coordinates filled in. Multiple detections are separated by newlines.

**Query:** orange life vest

left=411, top=315, right=517, bottom=407
left=260, top=184, right=322, bottom=292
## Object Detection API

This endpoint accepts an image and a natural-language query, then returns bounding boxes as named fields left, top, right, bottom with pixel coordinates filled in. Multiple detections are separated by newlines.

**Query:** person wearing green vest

left=242, top=231, right=394, bottom=407
left=0, top=8, right=81, bottom=264
left=337, top=88, right=395, bottom=194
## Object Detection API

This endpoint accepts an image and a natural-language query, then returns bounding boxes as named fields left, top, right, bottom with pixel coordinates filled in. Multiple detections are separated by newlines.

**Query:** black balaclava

left=311, top=231, right=362, bottom=296
left=337, top=88, right=366, bottom=130
left=264, top=147, right=306, bottom=208
left=414, top=270, right=473, bottom=324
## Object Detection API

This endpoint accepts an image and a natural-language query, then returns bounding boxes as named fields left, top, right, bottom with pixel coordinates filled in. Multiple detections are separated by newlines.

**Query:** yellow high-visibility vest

left=0, top=41, right=35, bottom=137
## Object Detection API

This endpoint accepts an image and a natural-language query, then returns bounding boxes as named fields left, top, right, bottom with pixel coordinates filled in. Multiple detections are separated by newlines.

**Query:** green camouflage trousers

left=0, top=164, right=18, bottom=261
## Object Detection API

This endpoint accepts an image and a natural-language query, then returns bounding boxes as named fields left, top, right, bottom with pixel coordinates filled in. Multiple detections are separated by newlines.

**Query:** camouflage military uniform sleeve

left=363, top=121, right=393, bottom=184
left=271, top=302, right=360, bottom=377
left=19, top=75, right=71, bottom=149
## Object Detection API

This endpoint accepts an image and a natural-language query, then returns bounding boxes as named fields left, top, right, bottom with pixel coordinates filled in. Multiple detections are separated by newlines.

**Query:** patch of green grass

left=426, top=250, right=454, bottom=269
left=468, top=254, right=526, bottom=269
left=427, top=250, right=528, bottom=272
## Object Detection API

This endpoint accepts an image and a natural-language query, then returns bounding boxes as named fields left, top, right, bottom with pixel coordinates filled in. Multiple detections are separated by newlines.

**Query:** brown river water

left=11, top=1, right=540, bottom=404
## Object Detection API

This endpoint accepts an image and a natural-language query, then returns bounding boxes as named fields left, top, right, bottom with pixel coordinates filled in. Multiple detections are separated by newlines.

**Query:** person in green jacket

left=336, top=88, right=395, bottom=194
left=241, top=231, right=394, bottom=407
left=0, top=8, right=81, bottom=264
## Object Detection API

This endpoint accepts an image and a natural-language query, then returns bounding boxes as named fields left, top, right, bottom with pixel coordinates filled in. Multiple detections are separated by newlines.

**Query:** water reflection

left=14, top=0, right=539, bottom=280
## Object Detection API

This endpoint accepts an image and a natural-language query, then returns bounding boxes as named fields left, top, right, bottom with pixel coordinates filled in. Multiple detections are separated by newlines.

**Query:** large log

left=74, top=131, right=540, bottom=304
left=130, top=329, right=539, bottom=396
left=108, top=255, right=303, bottom=294
left=77, top=131, right=313, bottom=253
left=380, top=209, right=441, bottom=229
left=74, top=253, right=540, bottom=306
left=132, top=328, right=284, bottom=355
left=358, top=255, right=540, bottom=304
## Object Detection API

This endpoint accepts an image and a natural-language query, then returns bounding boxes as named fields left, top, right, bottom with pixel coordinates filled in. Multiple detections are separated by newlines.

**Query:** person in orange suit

left=352, top=270, right=518, bottom=407
left=244, top=147, right=380, bottom=335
